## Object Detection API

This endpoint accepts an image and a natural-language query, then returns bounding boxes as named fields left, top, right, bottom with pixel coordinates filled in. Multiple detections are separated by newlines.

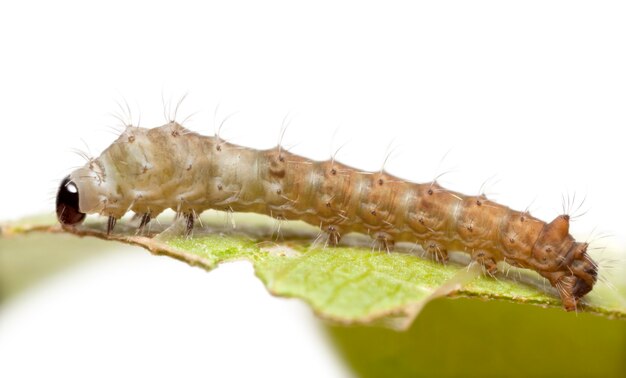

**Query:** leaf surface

left=2, top=212, right=625, bottom=327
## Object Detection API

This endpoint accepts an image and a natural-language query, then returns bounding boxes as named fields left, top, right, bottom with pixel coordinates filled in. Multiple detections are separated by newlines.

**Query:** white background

left=1, top=1, right=625, bottom=377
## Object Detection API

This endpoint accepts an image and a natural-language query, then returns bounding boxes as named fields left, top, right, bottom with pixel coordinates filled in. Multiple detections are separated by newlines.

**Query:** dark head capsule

left=56, top=176, right=86, bottom=226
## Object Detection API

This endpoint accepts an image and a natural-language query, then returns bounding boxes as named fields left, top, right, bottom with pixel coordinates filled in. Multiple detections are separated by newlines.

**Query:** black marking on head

left=56, top=176, right=86, bottom=226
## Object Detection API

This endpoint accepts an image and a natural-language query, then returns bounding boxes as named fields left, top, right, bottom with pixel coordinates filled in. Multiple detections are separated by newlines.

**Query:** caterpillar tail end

left=56, top=176, right=86, bottom=227
left=556, top=274, right=596, bottom=312
left=546, top=247, right=598, bottom=312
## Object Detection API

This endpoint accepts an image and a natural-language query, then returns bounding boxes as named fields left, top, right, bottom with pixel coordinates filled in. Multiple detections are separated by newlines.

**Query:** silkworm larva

left=56, top=121, right=598, bottom=311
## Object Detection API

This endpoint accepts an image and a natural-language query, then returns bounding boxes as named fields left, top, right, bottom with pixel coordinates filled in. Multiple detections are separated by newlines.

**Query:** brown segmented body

left=57, top=122, right=598, bottom=311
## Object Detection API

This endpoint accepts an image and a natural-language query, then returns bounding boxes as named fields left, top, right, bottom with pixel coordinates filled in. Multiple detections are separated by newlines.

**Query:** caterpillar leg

left=137, top=213, right=151, bottom=233
left=470, top=249, right=499, bottom=276
left=422, top=240, right=449, bottom=263
left=183, top=212, right=194, bottom=236
left=544, top=272, right=579, bottom=312
left=325, top=225, right=342, bottom=247
left=555, top=276, right=578, bottom=311
left=374, top=232, right=395, bottom=253
left=106, top=216, right=117, bottom=235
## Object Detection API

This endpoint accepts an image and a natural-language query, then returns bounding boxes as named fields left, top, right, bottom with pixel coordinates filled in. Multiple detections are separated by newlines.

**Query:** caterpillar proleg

left=56, top=120, right=598, bottom=311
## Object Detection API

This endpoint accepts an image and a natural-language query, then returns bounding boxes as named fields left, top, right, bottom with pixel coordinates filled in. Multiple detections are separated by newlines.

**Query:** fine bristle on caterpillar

left=56, top=121, right=598, bottom=311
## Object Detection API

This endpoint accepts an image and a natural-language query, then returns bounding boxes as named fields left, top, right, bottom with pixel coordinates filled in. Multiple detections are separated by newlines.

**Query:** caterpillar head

left=56, top=167, right=106, bottom=226
left=56, top=176, right=86, bottom=226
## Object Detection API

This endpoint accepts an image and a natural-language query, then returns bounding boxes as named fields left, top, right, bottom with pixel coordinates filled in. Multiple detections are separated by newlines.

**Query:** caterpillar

left=55, top=120, right=598, bottom=311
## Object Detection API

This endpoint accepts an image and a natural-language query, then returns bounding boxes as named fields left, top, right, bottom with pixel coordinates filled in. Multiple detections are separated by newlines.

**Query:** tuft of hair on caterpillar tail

left=56, top=120, right=600, bottom=311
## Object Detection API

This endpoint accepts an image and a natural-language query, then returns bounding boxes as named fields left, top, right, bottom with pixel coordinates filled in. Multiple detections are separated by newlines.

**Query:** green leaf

left=3, top=212, right=625, bottom=327
left=327, top=297, right=626, bottom=378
